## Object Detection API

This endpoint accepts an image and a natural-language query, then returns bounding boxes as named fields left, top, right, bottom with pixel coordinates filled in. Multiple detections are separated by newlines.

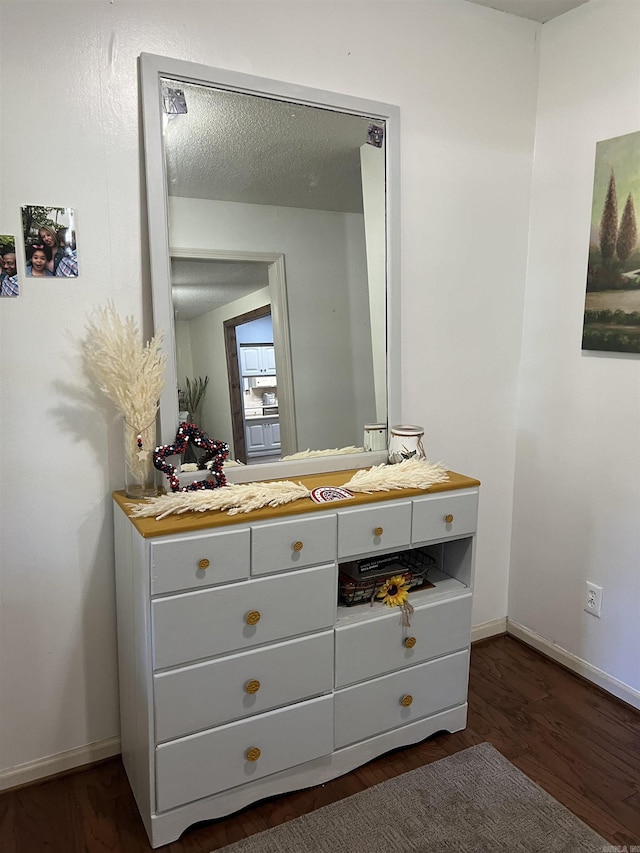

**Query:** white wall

left=0, top=0, right=539, bottom=780
left=175, top=320, right=194, bottom=386
left=510, top=0, right=640, bottom=698
left=397, top=5, right=540, bottom=628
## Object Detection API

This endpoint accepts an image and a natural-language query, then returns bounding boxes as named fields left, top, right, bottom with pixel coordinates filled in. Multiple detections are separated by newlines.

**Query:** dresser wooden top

left=113, top=469, right=480, bottom=539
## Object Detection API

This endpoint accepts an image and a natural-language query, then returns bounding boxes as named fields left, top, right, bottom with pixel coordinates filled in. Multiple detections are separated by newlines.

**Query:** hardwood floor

left=1, top=634, right=639, bottom=852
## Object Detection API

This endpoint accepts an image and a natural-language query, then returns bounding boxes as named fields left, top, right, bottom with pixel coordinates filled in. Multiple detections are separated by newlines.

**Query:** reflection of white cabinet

left=113, top=472, right=479, bottom=848
left=240, top=345, right=276, bottom=376
left=246, top=417, right=281, bottom=456
left=263, top=346, right=276, bottom=374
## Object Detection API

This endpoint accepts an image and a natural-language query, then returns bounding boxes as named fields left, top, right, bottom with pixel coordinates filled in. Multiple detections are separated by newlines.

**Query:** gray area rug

left=216, top=743, right=608, bottom=852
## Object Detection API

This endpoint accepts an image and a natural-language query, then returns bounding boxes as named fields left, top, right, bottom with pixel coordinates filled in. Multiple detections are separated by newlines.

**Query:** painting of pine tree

left=583, top=130, right=640, bottom=352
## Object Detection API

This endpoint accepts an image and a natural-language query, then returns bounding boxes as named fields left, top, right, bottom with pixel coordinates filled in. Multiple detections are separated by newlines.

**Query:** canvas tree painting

left=583, top=130, right=640, bottom=353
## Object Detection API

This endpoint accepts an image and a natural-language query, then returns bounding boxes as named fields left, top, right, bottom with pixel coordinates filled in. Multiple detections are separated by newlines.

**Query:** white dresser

left=113, top=469, right=479, bottom=848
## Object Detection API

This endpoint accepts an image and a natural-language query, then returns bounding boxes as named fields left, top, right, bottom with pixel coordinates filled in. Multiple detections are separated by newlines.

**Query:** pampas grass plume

left=84, top=302, right=166, bottom=482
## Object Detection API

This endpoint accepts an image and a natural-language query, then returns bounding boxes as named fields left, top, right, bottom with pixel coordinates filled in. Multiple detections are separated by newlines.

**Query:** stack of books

left=338, top=547, right=435, bottom=606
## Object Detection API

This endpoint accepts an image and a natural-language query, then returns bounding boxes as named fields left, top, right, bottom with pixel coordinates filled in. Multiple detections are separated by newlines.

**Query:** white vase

left=123, top=418, right=157, bottom=498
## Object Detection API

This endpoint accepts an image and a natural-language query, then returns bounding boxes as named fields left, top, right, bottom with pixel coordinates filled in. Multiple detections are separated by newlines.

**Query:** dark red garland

left=153, top=422, right=229, bottom=492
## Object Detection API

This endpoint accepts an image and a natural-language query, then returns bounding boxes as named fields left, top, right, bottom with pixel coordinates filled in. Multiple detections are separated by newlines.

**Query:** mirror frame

left=139, top=52, right=401, bottom=483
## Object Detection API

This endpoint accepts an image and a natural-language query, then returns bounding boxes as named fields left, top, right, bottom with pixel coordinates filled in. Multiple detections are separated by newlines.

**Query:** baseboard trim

left=0, top=736, right=121, bottom=792
left=471, top=617, right=507, bottom=643
left=506, top=619, right=640, bottom=711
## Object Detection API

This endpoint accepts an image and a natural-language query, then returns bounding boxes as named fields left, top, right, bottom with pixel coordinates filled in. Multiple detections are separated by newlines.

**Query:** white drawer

left=152, top=563, right=336, bottom=670
left=251, top=514, right=337, bottom=576
left=412, top=491, right=478, bottom=544
left=335, top=592, right=472, bottom=687
left=156, top=694, right=334, bottom=812
left=334, top=649, right=469, bottom=749
left=338, top=501, right=411, bottom=560
left=150, top=528, right=250, bottom=595
left=154, top=630, right=334, bottom=742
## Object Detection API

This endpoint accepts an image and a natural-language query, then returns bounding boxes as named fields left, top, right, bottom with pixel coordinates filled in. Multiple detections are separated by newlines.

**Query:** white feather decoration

left=84, top=302, right=165, bottom=485
left=128, top=480, right=311, bottom=520
left=282, top=446, right=364, bottom=460
left=342, top=458, right=449, bottom=493
left=127, top=459, right=449, bottom=520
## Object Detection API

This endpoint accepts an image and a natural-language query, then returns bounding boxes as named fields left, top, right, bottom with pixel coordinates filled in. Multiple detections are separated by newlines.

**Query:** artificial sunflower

left=376, top=574, right=411, bottom=607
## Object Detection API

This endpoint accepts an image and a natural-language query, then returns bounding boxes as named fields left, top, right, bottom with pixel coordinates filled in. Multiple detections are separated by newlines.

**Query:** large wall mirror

left=139, top=53, right=401, bottom=483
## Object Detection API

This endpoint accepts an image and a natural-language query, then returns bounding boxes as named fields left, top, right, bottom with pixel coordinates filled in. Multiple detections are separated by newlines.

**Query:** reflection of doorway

left=224, top=305, right=277, bottom=465
left=171, top=248, right=297, bottom=461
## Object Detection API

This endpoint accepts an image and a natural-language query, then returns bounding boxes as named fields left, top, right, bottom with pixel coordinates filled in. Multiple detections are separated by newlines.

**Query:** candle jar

left=388, top=424, right=426, bottom=464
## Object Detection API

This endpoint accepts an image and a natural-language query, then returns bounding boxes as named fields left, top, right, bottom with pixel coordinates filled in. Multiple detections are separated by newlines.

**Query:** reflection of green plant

left=178, top=376, right=209, bottom=415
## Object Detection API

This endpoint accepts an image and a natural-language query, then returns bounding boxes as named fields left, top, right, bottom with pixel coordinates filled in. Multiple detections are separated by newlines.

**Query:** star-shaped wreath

left=153, top=422, right=229, bottom=492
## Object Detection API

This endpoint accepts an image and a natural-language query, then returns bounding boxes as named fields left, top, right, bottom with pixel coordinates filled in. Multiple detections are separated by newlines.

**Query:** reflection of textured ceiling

left=171, top=258, right=270, bottom=321
left=464, top=0, right=590, bottom=22
left=162, top=79, right=381, bottom=213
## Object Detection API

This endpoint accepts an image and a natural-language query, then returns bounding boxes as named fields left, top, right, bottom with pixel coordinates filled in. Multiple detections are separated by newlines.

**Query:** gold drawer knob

left=374, top=526, right=384, bottom=537
left=245, top=610, right=261, bottom=625
left=400, top=694, right=413, bottom=707
left=444, top=514, right=454, bottom=524
left=404, top=636, right=417, bottom=649
left=198, top=558, right=210, bottom=570
left=245, top=746, right=261, bottom=762
left=244, top=679, right=261, bottom=694
left=292, top=540, right=304, bottom=552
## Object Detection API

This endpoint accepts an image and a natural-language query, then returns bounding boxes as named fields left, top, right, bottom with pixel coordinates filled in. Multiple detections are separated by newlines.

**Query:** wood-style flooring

left=1, top=635, right=639, bottom=852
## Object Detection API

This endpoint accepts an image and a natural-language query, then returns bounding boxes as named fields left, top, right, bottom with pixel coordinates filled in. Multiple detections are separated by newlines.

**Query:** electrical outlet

left=584, top=582, right=603, bottom=617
